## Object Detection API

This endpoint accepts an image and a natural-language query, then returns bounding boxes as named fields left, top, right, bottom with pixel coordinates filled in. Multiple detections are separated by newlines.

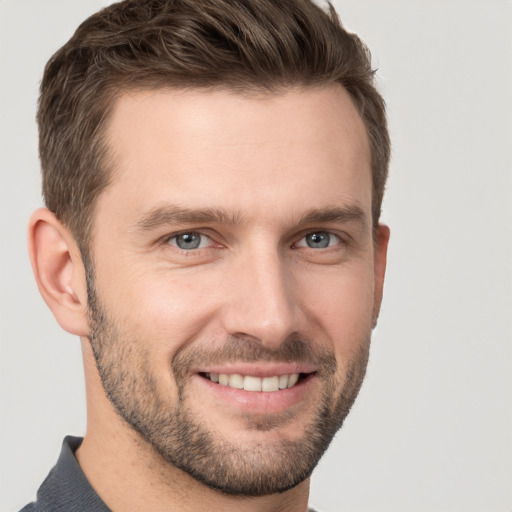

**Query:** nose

left=219, top=246, right=300, bottom=349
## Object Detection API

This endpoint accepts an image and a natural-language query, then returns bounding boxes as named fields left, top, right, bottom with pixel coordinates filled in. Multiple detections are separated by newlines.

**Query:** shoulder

left=17, top=436, right=110, bottom=512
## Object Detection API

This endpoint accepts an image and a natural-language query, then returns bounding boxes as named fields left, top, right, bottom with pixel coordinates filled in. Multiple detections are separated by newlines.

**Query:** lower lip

left=192, top=373, right=316, bottom=414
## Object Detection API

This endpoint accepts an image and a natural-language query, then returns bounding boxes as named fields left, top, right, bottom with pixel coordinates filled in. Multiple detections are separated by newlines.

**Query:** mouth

left=193, top=366, right=318, bottom=415
left=199, top=372, right=313, bottom=392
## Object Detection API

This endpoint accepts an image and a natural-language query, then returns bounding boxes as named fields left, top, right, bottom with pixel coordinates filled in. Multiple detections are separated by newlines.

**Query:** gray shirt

left=20, top=437, right=110, bottom=512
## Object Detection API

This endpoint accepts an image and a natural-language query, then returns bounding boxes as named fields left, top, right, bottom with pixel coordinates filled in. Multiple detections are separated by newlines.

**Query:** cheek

left=115, top=270, right=221, bottom=345
left=301, top=264, right=375, bottom=353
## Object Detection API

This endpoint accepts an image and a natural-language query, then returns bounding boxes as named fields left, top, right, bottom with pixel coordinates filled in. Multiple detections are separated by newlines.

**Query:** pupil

left=177, top=233, right=200, bottom=249
left=307, top=232, right=329, bottom=248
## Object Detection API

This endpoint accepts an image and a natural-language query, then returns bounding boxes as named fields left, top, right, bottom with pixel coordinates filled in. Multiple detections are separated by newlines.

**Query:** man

left=23, top=0, right=390, bottom=510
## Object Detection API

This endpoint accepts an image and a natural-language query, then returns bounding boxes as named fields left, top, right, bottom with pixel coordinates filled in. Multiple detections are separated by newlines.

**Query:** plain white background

left=1, top=1, right=510, bottom=511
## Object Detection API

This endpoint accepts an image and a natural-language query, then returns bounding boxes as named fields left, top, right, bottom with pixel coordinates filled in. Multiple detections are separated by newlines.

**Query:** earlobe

left=372, top=223, right=390, bottom=327
left=28, top=208, right=89, bottom=336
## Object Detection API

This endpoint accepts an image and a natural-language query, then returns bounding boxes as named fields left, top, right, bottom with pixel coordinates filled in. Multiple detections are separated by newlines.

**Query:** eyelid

left=293, top=230, right=344, bottom=249
left=160, top=228, right=348, bottom=250
left=163, top=230, right=216, bottom=250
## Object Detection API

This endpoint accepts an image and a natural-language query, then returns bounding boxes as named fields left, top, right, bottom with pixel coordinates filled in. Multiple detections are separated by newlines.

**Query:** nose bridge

left=221, top=241, right=299, bottom=348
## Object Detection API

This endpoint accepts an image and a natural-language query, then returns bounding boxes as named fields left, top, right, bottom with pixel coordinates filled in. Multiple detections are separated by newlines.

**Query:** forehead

left=99, top=86, right=372, bottom=226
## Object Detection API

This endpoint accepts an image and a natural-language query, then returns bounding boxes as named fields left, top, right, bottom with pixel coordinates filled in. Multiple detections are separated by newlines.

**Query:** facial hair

left=85, top=262, right=371, bottom=497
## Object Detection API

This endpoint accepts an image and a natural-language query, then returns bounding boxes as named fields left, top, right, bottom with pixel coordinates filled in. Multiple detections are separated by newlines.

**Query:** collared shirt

left=20, top=436, right=110, bottom=512
left=20, top=436, right=320, bottom=511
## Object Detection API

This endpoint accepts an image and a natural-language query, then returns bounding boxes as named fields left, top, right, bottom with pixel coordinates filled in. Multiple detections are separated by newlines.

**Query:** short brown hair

left=38, top=0, right=390, bottom=250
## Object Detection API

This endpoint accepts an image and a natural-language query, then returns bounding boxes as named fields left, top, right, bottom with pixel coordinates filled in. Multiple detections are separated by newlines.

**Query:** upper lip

left=195, top=363, right=317, bottom=377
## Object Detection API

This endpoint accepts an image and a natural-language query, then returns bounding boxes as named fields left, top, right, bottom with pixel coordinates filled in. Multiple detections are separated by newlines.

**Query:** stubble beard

left=85, top=265, right=371, bottom=497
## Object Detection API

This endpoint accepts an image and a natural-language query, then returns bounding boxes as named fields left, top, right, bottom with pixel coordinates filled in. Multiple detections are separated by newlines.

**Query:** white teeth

left=208, top=373, right=302, bottom=392
left=229, top=374, right=244, bottom=389
left=244, top=375, right=262, bottom=391
left=287, top=373, right=299, bottom=388
left=262, top=376, right=279, bottom=392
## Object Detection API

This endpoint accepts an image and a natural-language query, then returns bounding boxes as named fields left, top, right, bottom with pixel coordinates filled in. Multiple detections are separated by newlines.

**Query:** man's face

left=86, top=86, right=387, bottom=495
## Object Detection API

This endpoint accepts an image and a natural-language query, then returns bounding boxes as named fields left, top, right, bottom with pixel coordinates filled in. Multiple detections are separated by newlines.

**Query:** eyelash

left=294, top=231, right=342, bottom=250
left=165, top=231, right=215, bottom=251
left=163, top=230, right=345, bottom=252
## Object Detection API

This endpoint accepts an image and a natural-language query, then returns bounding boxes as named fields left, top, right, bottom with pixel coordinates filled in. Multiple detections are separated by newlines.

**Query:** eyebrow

left=132, top=205, right=242, bottom=231
left=298, top=205, right=367, bottom=228
left=132, top=204, right=367, bottom=232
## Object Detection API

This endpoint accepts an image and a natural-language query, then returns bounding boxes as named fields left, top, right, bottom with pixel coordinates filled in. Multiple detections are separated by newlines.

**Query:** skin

left=29, top=85, right=389, bottom=512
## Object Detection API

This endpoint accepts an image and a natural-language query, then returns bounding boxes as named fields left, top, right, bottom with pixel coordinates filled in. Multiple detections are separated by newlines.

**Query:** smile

left=202, top=372, right=307, bottom=392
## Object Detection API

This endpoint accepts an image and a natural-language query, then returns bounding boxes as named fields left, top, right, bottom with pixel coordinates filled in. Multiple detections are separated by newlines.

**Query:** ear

left=372, top=223, right=390, bottom=327
left=28, top=208, right=89, bottom=336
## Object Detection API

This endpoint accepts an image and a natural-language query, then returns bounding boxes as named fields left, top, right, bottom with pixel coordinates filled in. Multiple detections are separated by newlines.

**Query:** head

left=31, top=0, right=390, bottom=499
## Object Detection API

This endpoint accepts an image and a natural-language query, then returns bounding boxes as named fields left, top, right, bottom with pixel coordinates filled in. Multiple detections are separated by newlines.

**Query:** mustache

left=171, top=335, right=337, bottom=381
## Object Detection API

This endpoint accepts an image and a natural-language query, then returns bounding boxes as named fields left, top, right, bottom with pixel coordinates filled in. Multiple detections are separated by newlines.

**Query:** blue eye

left=297, top=231, right=340, bottom=249
left=168, top=232, right=209, bottom=250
